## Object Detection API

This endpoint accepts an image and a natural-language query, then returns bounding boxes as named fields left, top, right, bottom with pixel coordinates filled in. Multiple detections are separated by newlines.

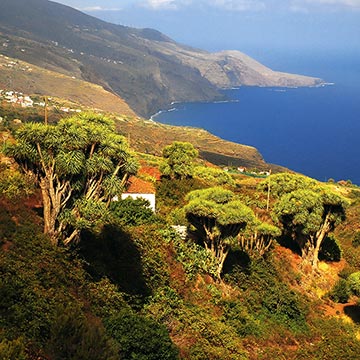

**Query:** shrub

left=328, top=278, right=350, bottom=303
left=352, top=231, right=360, bottom=248
left=0, top=222, right=120, bottom=358
left=261, top=284, right=308, bottom=332
left=47, top=305, right=118, bottom=360
left=0, top=337, right=26, bottom=360
left=348, top=272, right=360, bottom=296
left=193, top=166, right=235, bottom=187
left=0, top=169, right=34, bottom=199
left=222, top=300, right=262, bottom=337
left=104, top=310, right=179, bottom=360
left=110, top=197, right=157, bottom=226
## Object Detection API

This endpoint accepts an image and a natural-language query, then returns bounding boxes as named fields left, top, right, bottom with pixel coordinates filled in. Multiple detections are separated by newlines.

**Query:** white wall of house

left=121, top=193, right=156, bottom=212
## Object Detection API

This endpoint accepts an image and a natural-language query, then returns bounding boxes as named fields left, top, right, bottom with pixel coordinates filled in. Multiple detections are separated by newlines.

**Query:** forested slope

left=1, top=113, right=360, bottom=359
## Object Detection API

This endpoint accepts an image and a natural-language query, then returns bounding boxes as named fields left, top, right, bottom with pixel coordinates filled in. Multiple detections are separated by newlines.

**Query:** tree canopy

left=6, top=112, right=138, bottom=245
left=184, top=187, right=256, bottom=279
left=259, top=172, right=319, bottom=199
left=161, top=141, right=198, bottom=179
left=273, top=187, right=348, bottom=268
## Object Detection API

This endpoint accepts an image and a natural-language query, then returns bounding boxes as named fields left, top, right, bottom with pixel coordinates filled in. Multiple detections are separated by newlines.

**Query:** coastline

left=150, top=82, right=359, bottom=185
left=149, top=81, right=330, bottom=121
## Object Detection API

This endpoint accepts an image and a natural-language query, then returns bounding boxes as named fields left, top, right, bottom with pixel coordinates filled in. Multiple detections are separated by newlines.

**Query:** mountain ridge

left=0, top=0, right=323, bottom=117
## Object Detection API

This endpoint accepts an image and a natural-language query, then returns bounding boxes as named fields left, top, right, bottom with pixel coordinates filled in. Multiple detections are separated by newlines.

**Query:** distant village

left=0, top=54, right=82, bottom=114
left=0, top=89, right=82, bottom=114
left=223, top=166, right=271, bottom=177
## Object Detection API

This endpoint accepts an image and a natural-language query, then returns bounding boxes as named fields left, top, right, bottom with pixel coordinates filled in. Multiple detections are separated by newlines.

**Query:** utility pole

left=44, top=96, right=48, bottom=125
left=266, top=169, right=272, bottom=212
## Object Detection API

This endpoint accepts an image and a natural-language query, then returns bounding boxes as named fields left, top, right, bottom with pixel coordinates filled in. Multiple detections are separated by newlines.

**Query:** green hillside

left=0, top=0, right=322, bottom=117
left=1, top=112, right=360, bottom=359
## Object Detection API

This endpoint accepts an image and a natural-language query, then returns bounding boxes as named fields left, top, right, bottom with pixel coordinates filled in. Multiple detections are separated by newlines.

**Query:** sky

left=53, top=0, right=360, bottom=65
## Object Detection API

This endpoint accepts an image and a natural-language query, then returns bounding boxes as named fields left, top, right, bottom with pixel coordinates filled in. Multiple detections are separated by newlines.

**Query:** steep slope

left=114, top=116, right=274, bottom=170
left=0, top=0, right=322, bottom=117
left=0, top=54, right=135, bottom=116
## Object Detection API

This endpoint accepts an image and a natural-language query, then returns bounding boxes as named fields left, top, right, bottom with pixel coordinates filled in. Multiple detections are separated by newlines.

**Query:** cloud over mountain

left=56, top=0, right=360, bottom=12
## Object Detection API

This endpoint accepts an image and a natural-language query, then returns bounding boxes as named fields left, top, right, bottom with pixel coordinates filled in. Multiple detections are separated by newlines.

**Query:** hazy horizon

left=53, top=0, right=360, bottom=62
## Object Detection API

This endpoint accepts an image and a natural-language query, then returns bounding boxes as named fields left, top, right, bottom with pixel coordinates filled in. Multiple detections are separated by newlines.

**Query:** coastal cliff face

left=146, top=44, right=322, bottom=90
left=0, top=0, right=322, bottom=118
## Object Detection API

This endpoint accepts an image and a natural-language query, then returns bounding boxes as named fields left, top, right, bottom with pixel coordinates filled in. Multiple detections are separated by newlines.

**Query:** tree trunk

left=216, top=247, right=229, bottom=280
left=40, top=178, right=58, bottom=245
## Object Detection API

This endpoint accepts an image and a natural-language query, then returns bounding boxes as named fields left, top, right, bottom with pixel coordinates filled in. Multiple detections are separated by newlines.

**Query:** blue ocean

left=153, top=50, right=360, bottom=185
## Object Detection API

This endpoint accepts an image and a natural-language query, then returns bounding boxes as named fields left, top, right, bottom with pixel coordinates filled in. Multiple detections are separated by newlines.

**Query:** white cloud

left=308, top=0, right=360, bottom=6
left=210, top=0, right=266, bottom=11
left=289, top=5, right=310, bottom=13
left=140, top=0, right=265, bottom=11
left=291, top=0, right=360, bottom=10
left=80, top=6, right=122, bottom=11
left=141, top=0, right=179, bottom=10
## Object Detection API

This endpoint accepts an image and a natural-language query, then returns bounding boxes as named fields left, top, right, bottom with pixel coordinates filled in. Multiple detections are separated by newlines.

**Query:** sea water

left=153, top=51, right=360, bottom=185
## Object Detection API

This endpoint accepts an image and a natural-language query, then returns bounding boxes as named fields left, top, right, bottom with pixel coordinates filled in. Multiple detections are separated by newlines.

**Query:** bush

left=328, top=278, right=350, bottom=303
left=0, top=337, right=26, bottom=360
left=348, top=272, right=360, bottom=296
left=0, top=222, right=121, bottom=358
left=261, top=284, right=308, bottom=332
left=47, top=305, right=118, bottom=360
left=104, top=310, right=179, bottom=360
left=110, top=197, right=157, bottom=226
left=222, top=300, right=262, bottom=337
left=352, top=231, right=360, bottom=248
left=193, top=166, right=235, bottom=187
left=156, top=178, right=204, bottom=209
left=0, top=169, right=34, bottom=199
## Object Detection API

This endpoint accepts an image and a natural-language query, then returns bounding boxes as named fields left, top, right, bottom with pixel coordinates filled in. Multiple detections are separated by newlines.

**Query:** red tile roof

left=138, top=165, right=162, bottom=181
left=125, top=176, right=156, bottom=194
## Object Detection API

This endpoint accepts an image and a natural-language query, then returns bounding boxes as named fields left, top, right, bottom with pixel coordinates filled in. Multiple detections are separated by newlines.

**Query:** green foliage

left=0, top=169, right=34, bottom=199
left=130, top=225, right=172, bottom=293
left=184, top=187, right=256, bottom=278
left=5, top=112, right=138, bottom=245
left=296, top=318, right=360, bottom=359
left=0, top=220, right=118, bottom=358
left=184, top=310, right=248, bottom=360
left=193, top=165, right=235, bottom=187
left=47, top=305, right=119, bottom=360
left=328, top=279, right=350, bottom=303
left=61, top=198, right=111, bottom=233
left=161, top=141, right=198, bottom=179
left=110, top=197, right=157, bottom=226
left=273, top=185, right=348, bottom=267
left=238, top=221, right=281, bottom=257
left=0, top=206, right=17, bottom=245
left=0, top=337, right=27, bottom=360
left=78, top=226, right=152, bottom=299
left=161, top=227, right=218, bottom=279
left=259, top=172, right=319, bottom=199
left=352, top=231, right=360, bottom=248
left=222, top=300, right=262, bottom=337
left=348, top=271, right=360, bottom=296
left=87, top=278, right=128, bottom=318
left=225, top=258, right=309, bottom=333
left=261, top=283, right=308, bottom=331
left=156, top=177, right=204, bottom=219
left=104, top=309, right=180, bottom=360
left=167, top=207, right=187, bottom=225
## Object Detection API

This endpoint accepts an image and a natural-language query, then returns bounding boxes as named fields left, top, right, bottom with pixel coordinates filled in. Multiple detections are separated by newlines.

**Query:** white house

left=116, top=176, right=156, bottom=212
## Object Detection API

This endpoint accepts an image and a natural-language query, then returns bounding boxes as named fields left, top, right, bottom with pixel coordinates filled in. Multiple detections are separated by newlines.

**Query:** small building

left=113, top=165, right=161, bottom=212
left=119, top=176, right=156, bottom=212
